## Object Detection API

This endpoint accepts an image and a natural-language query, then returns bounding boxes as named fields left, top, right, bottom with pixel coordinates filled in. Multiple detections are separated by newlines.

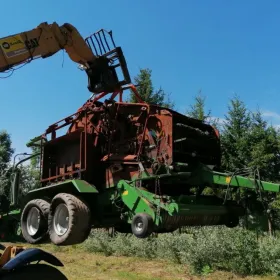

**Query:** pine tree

left=128, top=68, right=174, bottom=108
left=185, top=90, right=221, bottom=196
left=185, top=90, right=223, bottom=131
left=220, top=98, right=280, bottom=232
left=220, top=95, right=252, bottom=172
left=249, top=108, right=280, bottom=181
left=248, top=109, right=280, bottom=233
left=219, top=96, right=254, bottom=228
left=185, top=90, right=211, bottom=121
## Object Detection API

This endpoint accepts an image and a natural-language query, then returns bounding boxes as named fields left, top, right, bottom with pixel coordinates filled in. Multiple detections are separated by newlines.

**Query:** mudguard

left=1, top=248, right=63, bottom=271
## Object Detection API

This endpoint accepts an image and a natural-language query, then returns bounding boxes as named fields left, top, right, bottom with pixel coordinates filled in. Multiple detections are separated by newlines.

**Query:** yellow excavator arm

left=0, top=22, right=131, bottom=94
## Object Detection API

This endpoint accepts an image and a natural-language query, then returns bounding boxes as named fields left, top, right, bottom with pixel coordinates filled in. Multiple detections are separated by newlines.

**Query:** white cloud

left=177, top=106, right=280, bottom=130
left=258, top=109, right=280, bottom=129
left=261, top=110, right=280, bottom=121
left=205, top=116, right=227, bottom=125
left=272, top=124, right=280, bottom=130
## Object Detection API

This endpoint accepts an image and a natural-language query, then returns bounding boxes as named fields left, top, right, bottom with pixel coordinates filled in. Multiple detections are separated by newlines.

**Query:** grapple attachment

left=84, top=29, right=131, bottom=94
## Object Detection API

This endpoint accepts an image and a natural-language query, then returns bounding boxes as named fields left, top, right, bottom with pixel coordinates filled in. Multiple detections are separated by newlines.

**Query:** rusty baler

left=13, top=87, right=238, bottom=246
left=5, top=22, right=280, bottom=246
left=12, top=81, right=280, bottom=245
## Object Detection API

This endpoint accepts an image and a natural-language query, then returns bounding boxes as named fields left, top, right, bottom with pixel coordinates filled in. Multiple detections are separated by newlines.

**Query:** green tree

left=185, top=90, right=222, bottom=196
left=219, top=96, right=256, bottom=229
left=30, top=146, right=40, bottom=169
left=0, top=131, right=42, bottom=204
left=220, top=98, right=280, bottom=233
left=0, top=130, right=14, bottom=198
left=185, top=90, right=211, bottom=121
left=17, top=164, right=41, bottom=204
left=184, top=90, right=223, bottom=130
left=21, top=137, right=42, bottom=196
left=128, top=68, right=174, bottom=109
left=249, top=109, right=280, bottom=181
left=220, top=95, right=252, bottom=172
left=248, top=109, right=280, bottom=233
left=0, top=130, right=14, bottom=171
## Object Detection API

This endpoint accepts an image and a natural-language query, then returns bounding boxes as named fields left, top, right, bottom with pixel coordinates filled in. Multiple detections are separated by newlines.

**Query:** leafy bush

left=259, top=235, right=280, bottom=276
left=81, top=226, right=280, bottom=276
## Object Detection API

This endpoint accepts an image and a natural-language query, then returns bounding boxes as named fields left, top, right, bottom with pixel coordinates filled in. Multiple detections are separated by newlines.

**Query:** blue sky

left=1, top=0, right=280, bottom=155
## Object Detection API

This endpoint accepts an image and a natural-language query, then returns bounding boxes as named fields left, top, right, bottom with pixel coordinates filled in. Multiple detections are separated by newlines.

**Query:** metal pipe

left=10, top=152, right=41, bottom=207
left=13, top=153, right=30, bottom=168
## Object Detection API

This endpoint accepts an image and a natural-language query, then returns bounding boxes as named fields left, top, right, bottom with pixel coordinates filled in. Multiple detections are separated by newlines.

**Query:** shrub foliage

left=81, top=226, right=280, bottom=276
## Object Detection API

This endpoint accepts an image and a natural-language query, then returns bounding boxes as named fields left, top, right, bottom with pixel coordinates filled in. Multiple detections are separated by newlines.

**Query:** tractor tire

left=48, top=193, right=91, bottom=246
left=20, top=199, right=50, bottom=244
left=1, top=263, right=68, bottom=280
left=131, top=213, right=154, bottom=238
left=226, top=215, right=240, bottom=228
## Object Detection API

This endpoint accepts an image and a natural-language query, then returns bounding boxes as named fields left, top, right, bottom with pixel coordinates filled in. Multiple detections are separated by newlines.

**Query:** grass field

left=3, top=226, right=280, bottom=279
left=3, top=242, right=278, bottom=280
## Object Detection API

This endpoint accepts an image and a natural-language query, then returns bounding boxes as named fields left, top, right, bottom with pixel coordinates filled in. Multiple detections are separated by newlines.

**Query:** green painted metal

left=28, top=179, right=99, bottom=194
left=117, top=180, right=158, bottom=224
left=211, top=171, right=280, bottom=192
left=1, top=209, right=21, bottom=217
left=72, top=180, right=99, bottom=193
left=117, top=178, right=236, bottom=228
left=117, top=179, right=184, bottom=225
left=186, top=164, right=280, bottom=193
left=113, top=161, right=280, bottom=230
left=11, top=158, right=280, bottom=237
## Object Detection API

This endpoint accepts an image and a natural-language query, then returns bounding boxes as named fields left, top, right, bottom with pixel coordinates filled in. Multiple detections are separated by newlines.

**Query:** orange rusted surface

left=38, top=85, right=220, bottom=192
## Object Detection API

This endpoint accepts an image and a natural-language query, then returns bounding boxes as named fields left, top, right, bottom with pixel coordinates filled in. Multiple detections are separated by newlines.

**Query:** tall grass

left=80, top=226, right=280, bottom=276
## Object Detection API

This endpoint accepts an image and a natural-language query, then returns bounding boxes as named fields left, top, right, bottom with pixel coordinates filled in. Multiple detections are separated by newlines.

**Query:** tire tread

left=21, top=199, right=50, bottom=244
left=48, top=193, right=91, bottom=246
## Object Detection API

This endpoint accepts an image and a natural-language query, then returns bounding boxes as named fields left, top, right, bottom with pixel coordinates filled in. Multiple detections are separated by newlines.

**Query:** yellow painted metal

left=0, top=245, right=26, bottom=268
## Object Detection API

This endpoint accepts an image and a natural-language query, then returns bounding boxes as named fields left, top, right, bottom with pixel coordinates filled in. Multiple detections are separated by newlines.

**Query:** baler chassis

left=9, top=84, right=280, bottom=245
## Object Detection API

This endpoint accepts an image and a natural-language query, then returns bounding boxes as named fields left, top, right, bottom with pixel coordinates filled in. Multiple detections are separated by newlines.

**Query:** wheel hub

left=53, top=204, right=69, bottom=236
left=135, top=219, right=143, bottom=232
left=27, top=207, right=41, bottom=236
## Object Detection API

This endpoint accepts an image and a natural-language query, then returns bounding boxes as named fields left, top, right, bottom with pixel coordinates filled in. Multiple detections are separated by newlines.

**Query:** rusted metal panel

left=35, top=84, right=220, bottom=192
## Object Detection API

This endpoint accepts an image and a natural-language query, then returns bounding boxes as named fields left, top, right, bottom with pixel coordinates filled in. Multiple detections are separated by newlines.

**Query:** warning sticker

left=0, top=35, right=28, bottom=58
left=225, top=177, right=231, bottom=184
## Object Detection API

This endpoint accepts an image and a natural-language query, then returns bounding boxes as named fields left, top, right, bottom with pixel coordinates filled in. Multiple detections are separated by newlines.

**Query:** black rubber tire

left=226, top=215, right=240, bottom=228
left=48, top=193, right=91, bottom=246
left=1, top=263, right=68, bottom=280
left=131, top=213, right=154, bottom=238
left=20, top=199, right=50, bottom=244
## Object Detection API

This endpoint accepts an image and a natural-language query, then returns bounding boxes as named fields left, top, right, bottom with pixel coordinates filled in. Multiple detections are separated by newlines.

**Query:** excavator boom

left=0, top=22, right=131, bottom=93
